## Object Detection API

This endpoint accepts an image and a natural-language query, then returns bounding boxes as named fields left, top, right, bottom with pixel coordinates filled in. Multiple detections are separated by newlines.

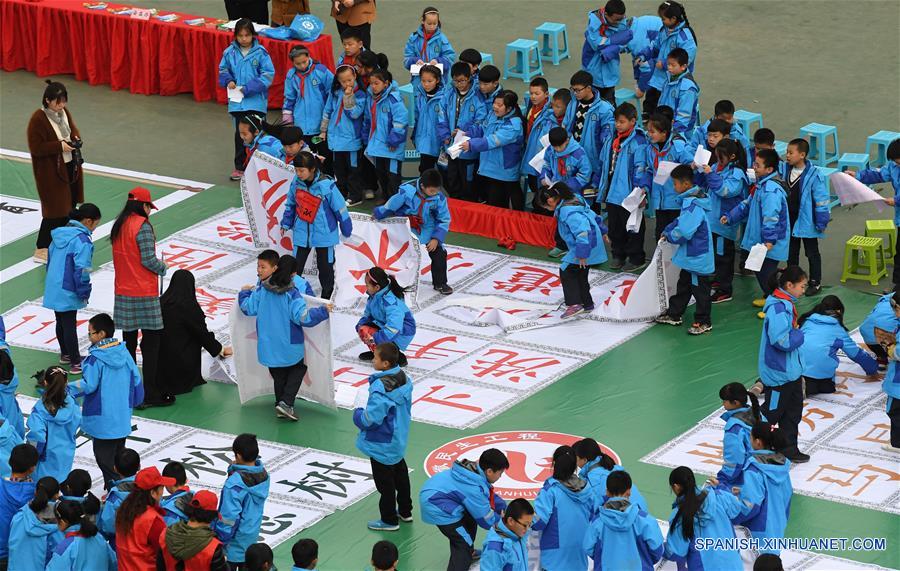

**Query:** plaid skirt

left=114, top=295, right=163, bottom=331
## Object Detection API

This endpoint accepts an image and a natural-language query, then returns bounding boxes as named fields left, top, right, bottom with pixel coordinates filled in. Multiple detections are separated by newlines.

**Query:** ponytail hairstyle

left=233, top=18, right=257, bottom=40
left=62, top=469, right=102, bottom=516
left=40, top=366, right=69, bottom=414
left=29, top=476, right=60, bottom=513
left=268, top=254, right=297, bottom=289
left=751, top=422, right=788, bottom=452
left=647, top=112, right=673, bottom=142
left=261, top=120, right=303, bottom=146
left=718, top=382, right=761, bottom=424
left=238, top=114, right=263, bottom=135
left=331, top=64, right=358, bottom=93
left=56, top=499, right=99, bottom=537
left=421, top=6, right=441, bottom=27
left=669, top=466, right=702, bottom=540
left=798, top=294, right=846, bottom=329
left=367, top=53, right=392, bottom=84
left=292, top=151, right=321, bottom=174
left=357, top=50, right=385, bottom=74
left=542, top=181, right=576, bottom=209
left=69, top=203, right=101, bottom=224
left=109, top=199, right=150, bottom=244
left=572, top=438, right=616, bottom=470
left=42, top=80, right=68, bottom=108
left=551, top=445, right=578, bottom=481
left=714, top=138, right=748, bottom=173
left=660, top=1, right=697, bottom=44
left=767, top=265, right=808, bottom=297
left=115, top=486, right=160, bottom=536
left=494, top=90, right=523, bottom=121
left=366, top=267, right=410, bottom=300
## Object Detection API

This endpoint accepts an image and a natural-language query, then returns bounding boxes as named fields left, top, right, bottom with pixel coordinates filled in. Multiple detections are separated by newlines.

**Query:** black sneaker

left=398, top=352, right=408, bottom=367
left=782, top=447, right=811, bottom=464
left=654, top=314, right=683, bottom=326
left=710, top=291, right=733, bottom=304
left=805, top=282, right=821, bottom=296
left=358, top=351, right=374, bottom=361
left=434, top=284, right=454, bottom=295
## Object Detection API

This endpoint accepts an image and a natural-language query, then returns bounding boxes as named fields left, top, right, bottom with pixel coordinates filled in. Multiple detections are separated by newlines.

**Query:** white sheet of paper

left=528, top=146, right=548, bottom=173
left=539, top=134, right=550, bottom=148
left=693, top=145, right=712, bottom=166
left=653, top=161, right=679, bottom=185
left=745, top=243, right=768, bottom=272
left=627, top=207, right=643, bottom=233
left=353, top=386, right=369, bottom=409
left=746, top=168, right=756, bottom=183
left=447, top=133, right=470, bottom=160
left=227, top=87, right=244, bottom=103
left=830, top=172, right=888, bottom=212
left=621, top=186, right=645, bottom=213
left=541, top=175, right=553, bottom=188
left=410, top=63, right=444, bottom=75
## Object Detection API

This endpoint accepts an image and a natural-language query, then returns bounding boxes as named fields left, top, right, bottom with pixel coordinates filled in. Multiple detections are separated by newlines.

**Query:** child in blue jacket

left=583, top=470, right=663, bottom=571
left=533, top=446, right=595, bottom=571
left=475, top=65, right=503, bottom=120
left=690, top=100, right=751, bottom=160
left=658, top=48, right=699, bottom=135
left=26, top=368, right=80, bottom=482
left=46, top=499, right=116, bottom=571
left=374, top=169, right=453, bottom=295
left=217, top=18, right=275, bottom=180
left=626, top=14, right=662, bottom=109
left=582, top=0, right=633, bottom=105
left=882, top=295, right=900, bottom=451
left=783, top=138, right=830, bottom=295
left=717, top=382, right=763, bottom=490
left=59, top=469, right=101, bottom=524
left=237, top=116, right=283, bottom=172
left=438, top=62, right=486, bottom=201
left=7, top=476, right=60, bottom=570
left=799, top=296, right=878, bottom=396
left=363, top=62, right=409, bottom=204
left=656, top=164, right=714, bottom=334
left=565, top=71, right=615, bottom=189
left=521, top=77, right=557, bottom=206
left=0, top=318, right=25, bottom=442
left=160, top=461, right=192, bottom=526
left=541, top=128, right=593, bottom=197
left=852, top=138, right=900, bottom=288
left=356, top=267, right=417, bottom=365
left=403, top=7, right=455, bottom=79
left=645, top=113, right=692, bottom=240
left=480, top=499, right=532, bottom=571
left=216, top=433, right=270, bottom=566
left=322, top=64, right=367, bottom=206
left=637, top=1, right=697, bottom=120
left=239, top=255, right=330, bottom=421
left=282, top=45, right=334, bottom=170
left=96, top=447, right=139, bottom=540
left=664, top=466, right=743, bottom=570
left=542, top=183, right=608, bottom=319
left=412, top=65, right=446, bottom=173
left=281, top=152, right=352, bottom=299
left=861, top=290, right=899, bottom=368
left=420, top=449, right=509, bottom=571
left=0, top=422, right=17, bottom=481
left=353, top=343, right=413, bottom=532
left=573, top=438, right=649, bottom=512
left=0, top=444, right=38, bottom=565
left=42, top=203, right=101, bottom=375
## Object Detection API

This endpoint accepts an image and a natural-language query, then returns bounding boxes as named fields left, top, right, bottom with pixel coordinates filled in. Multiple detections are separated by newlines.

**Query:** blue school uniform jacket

left=481, top=520, right=529, bottom=571
left=73, top=338, right=143, bottom=440
left=658, top=72, right=700, bottom=135
left=597, top=128, right=651, bottom=205
left=626, top=15, right=662, bottom=93
left=0, top=421, right=19, bottom=479
left=0, top=478, right=36, bottom=558
left=885, top=324, right=900, bottom=399
left=420, top=459, right=507, bottom=529
left=702, top=163, right=749, bottom=241
left=356, top=288, right=416, bottom=351
left=717, top=406, right=757, bottom=489
left=521, top=102, right=557, bottom=176
left=283, top=61, right=334, bottom=136
left=533, top=476, right=595, bottom=571
left=646, top=134, right=692, bottom=213
left=403, top=26, right=455, bottom=73
left=353, top=366, right=413, bottom=465
left=583, top=497, right=664, bottom=571
left=555, top=195, right=608, bottom=270
left=582, top=10, right=633, bottom=88
left=281, top=173, right=352, bottom=250
left=663, top=188, right=714, bottom=275
left=641, top=21, right=697, bottom=90
left=161, top=488, right=193, bottom=526
left=8, top=504, right=60, bottom=570
left=323, top=88, right=367, bottom=152
left=726, top=173, right=790, bottom=261
left=43, top=221, right=94, bottom=312
left=363, top=82, right=409, bottom=163
left=579, top=458, right=649, bottom=513
left=238, top=280, right=328, bottom=367
left=217, top=460, right=270, bottom=563
left=735, top=450, right=792, bottom=554
left=413, top=81, right=447, bottom=157
left=780, top=161, right=830, bottom=238
left=46, top=525, right=116, bottom=571
left=245, top=132, right=282, bottom=163
left=0, top=320, right=25, bottom=440
left=25, top=395, right=81, bottom=482
left=438, top=87, right=486, bottom=161
left=217, top=39, right=275, bottom=113
left=97, top=475, right=135, bottom=539
left=664, top=486, right=743, bottom=571
left=374, top=180, right=451, bottom=244
left=468, top=110, right=524, bottom=182
left=564, top=90, right=615, bottom=176
left=477, top=85, right=502, bottom=119
left=691, top=119, right=751, bottom=161
left=759, top=291, right=804, bottom=387
left=801, top=314, right=878, bottom=379
left=541, top=140, right=593, bottom=194
left=861, top=293, right=896, bottom=345
left=857, top=162, right=900, bottom=226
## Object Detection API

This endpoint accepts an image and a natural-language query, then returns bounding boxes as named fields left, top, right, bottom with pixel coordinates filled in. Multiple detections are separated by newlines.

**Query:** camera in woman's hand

left=67, top=136, right=84, bottom=165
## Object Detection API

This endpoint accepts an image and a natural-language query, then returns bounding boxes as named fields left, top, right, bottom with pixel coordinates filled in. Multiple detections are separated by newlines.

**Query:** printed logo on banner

left=424, top=431, right=620, bottom=500
left=438, top=345, right=582, bottom=392
left=1, top=303, right=95, bottom=353
left=267, top=450, right=377, bottom=510
left=411, top=377, right=518, bottom=429
left=0, top=194, right=42, bottom=246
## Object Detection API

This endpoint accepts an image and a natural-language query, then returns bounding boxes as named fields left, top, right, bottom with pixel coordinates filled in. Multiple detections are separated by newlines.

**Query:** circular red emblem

left=424, top=431, right=620, bottom=500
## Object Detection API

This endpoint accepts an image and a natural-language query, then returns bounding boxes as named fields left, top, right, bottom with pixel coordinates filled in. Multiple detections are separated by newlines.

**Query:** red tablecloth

left=0, top=0, right=334, bottom=109
left=448, top=198, right=557, bottom=249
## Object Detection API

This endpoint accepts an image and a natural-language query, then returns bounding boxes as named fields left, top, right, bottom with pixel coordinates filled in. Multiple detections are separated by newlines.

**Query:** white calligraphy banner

left=588, top=242, right=679, bottom=322
left=241, top=151, right=296, bottom=254
left=0, top=195, right=42, bottom=246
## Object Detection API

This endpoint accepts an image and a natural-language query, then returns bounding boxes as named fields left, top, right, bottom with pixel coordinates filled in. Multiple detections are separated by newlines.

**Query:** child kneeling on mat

left=356, top=268, right=416, bottom=367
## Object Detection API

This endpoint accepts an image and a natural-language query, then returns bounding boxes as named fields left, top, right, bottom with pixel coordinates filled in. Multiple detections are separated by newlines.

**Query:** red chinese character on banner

left=196, top=288, right=235, bottom=318
left=470, top=349, right=560, bottom=383
left=333, top=366, right=371, bottom=388
left=603, top=279, right=636, bottom=306
left=493, top=265, right=560, bottom=295
left=413, top=384, right=483, bottom=413
left=2, top=314, right=37, bottom=335
left=421, top=252, right=472, bottom=275
left=344, top=230, right=411, bottom=293
left=163, top=245, right=229, bottom=273
left=406, top=336, right=468, bottom=361
left=257, top=168, right=292, bottom=251
left=216, top=220, right=253, bottom=244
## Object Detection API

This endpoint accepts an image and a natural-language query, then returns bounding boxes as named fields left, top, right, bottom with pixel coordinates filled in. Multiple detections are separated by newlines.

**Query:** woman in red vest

left=160, top=490, right=228, bottom=571
left=110, top=187, right=173, bottom=408
left=115, top=466, right=173, bottom=570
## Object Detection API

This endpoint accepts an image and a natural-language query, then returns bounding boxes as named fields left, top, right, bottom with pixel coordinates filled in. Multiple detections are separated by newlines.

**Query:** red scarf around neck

left=294, top=63, right=315, bottom=97
left=772, top=289, right=799, bottom=327
left=613, top=127, right=634, bottom=154
left=526, top=100, right=546, bottom=135
left=421, top=29, right=435, bottom=59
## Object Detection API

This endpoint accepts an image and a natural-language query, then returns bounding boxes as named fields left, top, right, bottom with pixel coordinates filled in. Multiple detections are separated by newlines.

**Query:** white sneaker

left=882, top=444, right=899, bottom=454
left=276, top=401, right=298, bottom=421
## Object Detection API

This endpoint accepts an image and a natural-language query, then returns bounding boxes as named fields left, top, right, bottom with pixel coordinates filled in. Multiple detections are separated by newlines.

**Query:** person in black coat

left=159, top=270, right=232, bottom=395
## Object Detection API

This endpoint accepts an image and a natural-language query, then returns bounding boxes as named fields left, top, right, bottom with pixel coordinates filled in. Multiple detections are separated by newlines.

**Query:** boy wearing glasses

left=438, top=62, right=487, bottom=201
left=480, top=498, right=534, bottom=571
left=565, top=70, right=615, bottom=200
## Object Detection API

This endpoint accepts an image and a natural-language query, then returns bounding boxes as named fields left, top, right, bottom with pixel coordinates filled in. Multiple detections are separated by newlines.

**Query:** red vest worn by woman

left=116, top=507, right=166, bottom=571
left=112, top=214, right=160, bottom=297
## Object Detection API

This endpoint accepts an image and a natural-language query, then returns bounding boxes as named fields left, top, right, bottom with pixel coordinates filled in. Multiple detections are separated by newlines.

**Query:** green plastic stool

left=840, top=235, right=887, bottom=285
left=865, top=219, right=897, bottom=260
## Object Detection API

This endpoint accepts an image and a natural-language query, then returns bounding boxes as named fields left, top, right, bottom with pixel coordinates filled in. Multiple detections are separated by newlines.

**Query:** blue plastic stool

left=800, top=123, right=840, bottom=166
left=838, top=152, right=870, bottom=173
left=734, top=110, right=763, bottom=139
left=398, top=83, right=415, bottom=126
left=479, top=52, right=493, bottom=66
left=819, top=166, right=840, bottom=209
left=504, top=39, right=543, bottom=82
left=533, top=22, right=569, bottom=65
left=774, top=140, right=788, bottom=157
left=615, top=88, right=641, bottom=115
left=866, top=130, right=900, bottom=167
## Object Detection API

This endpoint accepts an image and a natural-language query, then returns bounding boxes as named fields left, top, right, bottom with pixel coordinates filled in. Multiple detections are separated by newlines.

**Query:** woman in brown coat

left=26, top=80, right=84, bottom=263
left=331, top=0, right=376, bottom=49
left=271, top=0, right=310, bottom=27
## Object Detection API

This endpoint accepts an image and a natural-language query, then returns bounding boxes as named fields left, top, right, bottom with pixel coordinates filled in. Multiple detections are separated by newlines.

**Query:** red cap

left=190, top=490, right=219, bottom=511
left=128, top=186, right=157, bottom=209
left=135, top=467, right=176, bottom=490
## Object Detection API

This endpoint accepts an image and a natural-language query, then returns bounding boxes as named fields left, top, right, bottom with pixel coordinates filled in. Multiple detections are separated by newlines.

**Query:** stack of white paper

left=227, top=87, right=244, bottom=103
left=744, top=243, right=768, bottom=272
left=693, top=145, right=712, bottom=166
left=410, top=63, right=444, bottom=75
left=621, top=187, right=646, bottom=233
left=447, top=131, right=470, bottom=159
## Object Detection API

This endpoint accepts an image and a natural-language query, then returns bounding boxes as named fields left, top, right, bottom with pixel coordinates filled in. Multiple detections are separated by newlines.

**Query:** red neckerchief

left=343, top=52, right=357, bottom=67
left=369, top=93, right=380, bottom=138
left=294, top=62, right=315, bottom=98
left=526, top=101, right=546, bottom=136
left=748, top=182, right=758, bottom=197
left=243, top=137, right=260, bottom=169
left=716, top=162, right=726, bottom=172
left=596, top=9, right=609, bottom=37
left=772, top=289, right=799, bottom=327
left=335, top=89, right=354, bottom=125
left=421, top=29, right=435, bottom=59
left=488, top=486, right=496, bottom=510
left=555, top=114, right=564, bottom=126
left=651, top=142, right=668, bottom=169
left=409, top=190, right=429, bottom=232
left=285, top=153, right=295, bottom=164
left=612, top=127, right=634, bottom=154
left=557, top=156, right=568, bottom=177
left=65, top=530, right=82, bottom=540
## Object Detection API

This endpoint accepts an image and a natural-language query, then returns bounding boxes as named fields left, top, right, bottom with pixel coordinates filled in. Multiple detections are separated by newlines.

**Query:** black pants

left=554, top=228, right=566, bottom=250
left=803, top=375, right=835, bottom=397
left=713, top=235, right=736, bottom=295
left=654, top=209, right=679, bottom=242
left=597, top=86, right=617, bottom=107
left=894, top=226, right=900, bottom=286
left=483, top=177, right=524, bottom=211
left=230, top=111, right=265, bottom=171
left=54, top=310, right=81, bottom=364
left=528, top=175, right=552, bottom=215
left=123, top=329, right=163, bottom=403
left=269, top=360, right=307, bottom=407
left=762, top=378, right=804, bottom=449
left=560, top=265, right=593, bottom=307
left=756, top=256, right=780, bottom=297
left=428, top=245, right=449, bottom=288
left=374, top=157, right=401, bottom=201
left=437, top=511, right=478, bottom=571
left=303, top=135, right=332, bottom=175
left=93, top=437, right=125, bottom=490
left=606, top=202, right=645, bottom=264
left=36, top=161, right=79, bottom=249
left=888, top=397, right=900, bottom=447
left=667, top=269, right=712, bottom=325
left=336, top=21, right=371, bottom=50
left=296, top=246, right=335, bottom=299
left=419, top=154, right=438, bottom=174
left=642, top=87, right=661, bottom=122
left=333, top=150, right=364, bottom=202
left=370, top=457, right=412, bottom=525
left=224, top=0, right=268, bottom=24
left=446, top=158, right=474, bottom=201
left=788, top=236, right=822, bottom=284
